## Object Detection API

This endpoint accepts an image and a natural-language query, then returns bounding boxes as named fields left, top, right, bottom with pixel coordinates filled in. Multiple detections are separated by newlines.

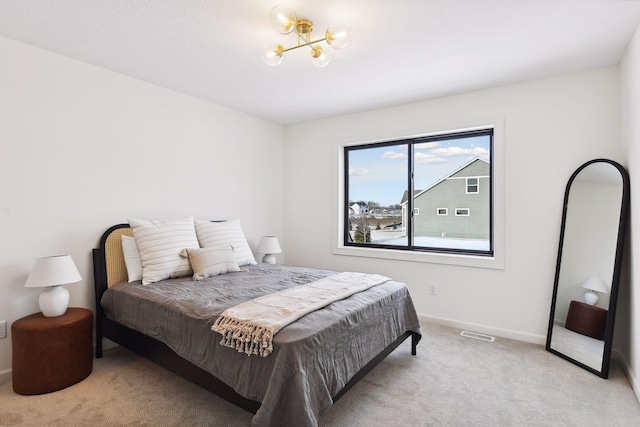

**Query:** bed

left=93, top=222, right=422, bottom=427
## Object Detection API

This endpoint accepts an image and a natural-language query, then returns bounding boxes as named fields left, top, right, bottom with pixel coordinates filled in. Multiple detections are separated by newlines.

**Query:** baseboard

left=0, top=368, right=11, bottom=382
left=419, top=314, right=547, bottom=345
left=613, top=349, right=640, bottom=404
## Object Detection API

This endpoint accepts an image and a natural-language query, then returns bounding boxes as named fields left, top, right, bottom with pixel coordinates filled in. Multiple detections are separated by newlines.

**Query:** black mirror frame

left=546, top=159, right=630, bottom=378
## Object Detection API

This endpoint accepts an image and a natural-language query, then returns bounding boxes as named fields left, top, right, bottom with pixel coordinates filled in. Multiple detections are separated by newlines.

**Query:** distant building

left=401, top=157, right=490, bottom=239
left=350, top=202, right=369, bottom=216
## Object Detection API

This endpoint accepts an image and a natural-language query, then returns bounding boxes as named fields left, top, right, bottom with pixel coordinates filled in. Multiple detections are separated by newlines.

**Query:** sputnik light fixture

left=262, top=5, right=351, bottom=67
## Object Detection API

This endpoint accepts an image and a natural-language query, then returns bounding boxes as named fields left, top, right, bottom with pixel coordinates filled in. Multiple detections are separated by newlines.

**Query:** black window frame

left=343, top=128, right=494, bottom=257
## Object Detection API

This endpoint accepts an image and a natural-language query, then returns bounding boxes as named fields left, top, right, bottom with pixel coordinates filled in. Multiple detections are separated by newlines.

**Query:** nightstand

left=565, top=300, right=607, bottom=340
left=11, top=308, right=93, bottom=395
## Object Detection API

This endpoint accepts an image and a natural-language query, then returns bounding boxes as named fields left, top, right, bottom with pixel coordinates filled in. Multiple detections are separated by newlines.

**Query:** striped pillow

left=129, top=217, right=199, bottom=285
left=195, top=219, right=257, bottom=266
left=179, top=245, right=241, bottom=280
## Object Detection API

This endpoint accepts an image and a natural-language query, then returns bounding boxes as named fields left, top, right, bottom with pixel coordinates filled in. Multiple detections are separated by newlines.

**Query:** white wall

left=284, top=66, right=623, bottom=343
left=0, top=32, right=631, bottom=386
left=0, top=36, right=285, bottom=373
left=620, top=22, right=640, bottom=401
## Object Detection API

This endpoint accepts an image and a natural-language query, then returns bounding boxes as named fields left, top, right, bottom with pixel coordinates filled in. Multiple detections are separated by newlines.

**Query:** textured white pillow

left=129, top=217, right=200, bottom=285
left=179, top=245, right=241, bottom=281
left=195, top=219, right=257, bottom=266
left=121, top=235, right=143, bottom=282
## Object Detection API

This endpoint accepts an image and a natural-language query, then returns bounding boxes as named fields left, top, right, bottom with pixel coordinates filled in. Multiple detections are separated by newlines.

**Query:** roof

left=400, top=190, right=422, bottom=205
left=400, top=157, right=489, bottom=205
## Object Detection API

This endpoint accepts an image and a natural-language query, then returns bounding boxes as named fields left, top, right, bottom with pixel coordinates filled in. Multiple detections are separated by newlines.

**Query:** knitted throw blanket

left=211, top=272, right=390, bottom=357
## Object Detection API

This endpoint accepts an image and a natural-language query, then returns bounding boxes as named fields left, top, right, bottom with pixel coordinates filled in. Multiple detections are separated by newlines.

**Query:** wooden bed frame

left=93, top=223, right=420, bottom=414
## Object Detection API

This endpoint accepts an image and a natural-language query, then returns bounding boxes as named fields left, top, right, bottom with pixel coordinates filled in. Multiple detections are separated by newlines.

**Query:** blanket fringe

left=212, top=316, right=274, bottom=357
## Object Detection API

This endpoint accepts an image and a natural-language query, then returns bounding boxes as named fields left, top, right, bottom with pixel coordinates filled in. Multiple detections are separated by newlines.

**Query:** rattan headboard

left=93, top=224, right=133, bottom=320
left=102, top=226, right=134, bottom=288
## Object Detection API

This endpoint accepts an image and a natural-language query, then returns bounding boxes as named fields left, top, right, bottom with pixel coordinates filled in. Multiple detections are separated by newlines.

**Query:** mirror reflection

left=546, top=159, right=628, bottom=378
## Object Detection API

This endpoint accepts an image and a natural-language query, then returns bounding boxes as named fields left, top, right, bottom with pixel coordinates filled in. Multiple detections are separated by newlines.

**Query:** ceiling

left=1, top=1, right=640, bottom=125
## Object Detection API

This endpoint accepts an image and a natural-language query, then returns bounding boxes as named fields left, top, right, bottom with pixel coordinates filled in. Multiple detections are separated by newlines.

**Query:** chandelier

left=262, top=5, right=351, bottom=67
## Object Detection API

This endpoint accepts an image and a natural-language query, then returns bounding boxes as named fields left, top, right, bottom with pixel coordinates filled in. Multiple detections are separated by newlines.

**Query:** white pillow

left=195, top=219, right=257, bottom=266
left=121, top=235, right=143, bottom=282
left=179, top=245, right=241, bottom=281
left=129, top=217, right=200, bottom=285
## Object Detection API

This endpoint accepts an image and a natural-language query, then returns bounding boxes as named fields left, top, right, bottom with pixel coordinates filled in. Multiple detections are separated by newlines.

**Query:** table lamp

left=257, top=236, right=282, bottom=264
left=25, top=255, right=82, bottom=317
left=581, top=276, right=608, bottom=306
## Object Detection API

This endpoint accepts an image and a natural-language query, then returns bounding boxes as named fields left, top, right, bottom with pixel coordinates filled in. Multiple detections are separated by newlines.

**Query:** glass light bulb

left=310, top=45, right=331, bottom=68
left=270, top=5, right=297, bottom=35
left=262, top=43, right=284, bottom=67
left=326, top=24, right=351, bottom=50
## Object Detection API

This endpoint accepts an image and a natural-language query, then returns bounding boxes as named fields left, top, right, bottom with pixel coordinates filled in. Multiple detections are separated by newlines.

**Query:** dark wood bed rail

left=92, top=224, right=421, bottom=414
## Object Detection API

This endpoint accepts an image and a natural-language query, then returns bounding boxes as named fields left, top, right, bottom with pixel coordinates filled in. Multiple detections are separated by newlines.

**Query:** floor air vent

left=460, top=331, right=495, bottom=342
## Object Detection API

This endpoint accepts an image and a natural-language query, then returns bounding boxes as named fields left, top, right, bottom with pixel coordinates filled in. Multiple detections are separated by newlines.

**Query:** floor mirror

left=546, top=159, right=629, bottom=378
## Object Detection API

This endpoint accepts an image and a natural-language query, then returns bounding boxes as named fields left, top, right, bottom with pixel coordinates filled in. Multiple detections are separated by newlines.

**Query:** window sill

left=333, top=244, right=504, bottom=270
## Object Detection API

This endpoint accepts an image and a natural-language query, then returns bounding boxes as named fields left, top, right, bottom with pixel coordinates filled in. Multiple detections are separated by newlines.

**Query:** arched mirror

left=546, top=159, right=629, bottom=378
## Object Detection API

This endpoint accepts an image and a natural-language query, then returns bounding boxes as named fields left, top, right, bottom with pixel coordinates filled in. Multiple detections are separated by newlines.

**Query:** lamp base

left=262, top=254, right=277, bottom=265
left=39, top=285, right=70, bottom=317
left=583, top=290, right=599, bottom=306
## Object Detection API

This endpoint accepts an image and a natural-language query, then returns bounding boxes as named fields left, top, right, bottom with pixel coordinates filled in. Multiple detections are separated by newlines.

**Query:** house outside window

left=344, top=128, right=493, bottom=255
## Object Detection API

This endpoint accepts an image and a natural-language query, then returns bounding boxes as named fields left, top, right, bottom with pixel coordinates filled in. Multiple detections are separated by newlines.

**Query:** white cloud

left=430, top=147, right=471, bottom=156
left=472, top=147, right=490, bottom=159
left=415, top=152, right=447, bottom=164
left=382, top=151, right=407, bottom=160
left=426, top=146, right=489, bottom=160
left=415, top=141, right=440, bottom=150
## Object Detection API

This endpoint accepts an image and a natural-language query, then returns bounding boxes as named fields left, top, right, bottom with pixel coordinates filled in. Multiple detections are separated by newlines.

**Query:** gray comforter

left=101, top=264, right=421, bottom=427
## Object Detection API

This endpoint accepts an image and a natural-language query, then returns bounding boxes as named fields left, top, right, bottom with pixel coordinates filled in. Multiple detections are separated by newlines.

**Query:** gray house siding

left=451, top=159, right=489, bottom=179
left=410, top=158, right=490, bottom=239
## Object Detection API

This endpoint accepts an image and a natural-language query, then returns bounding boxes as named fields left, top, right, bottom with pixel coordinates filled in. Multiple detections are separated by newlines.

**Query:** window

left=344, top=128, right=493, bottom=256
left=466, top=177, right=479, bottom=194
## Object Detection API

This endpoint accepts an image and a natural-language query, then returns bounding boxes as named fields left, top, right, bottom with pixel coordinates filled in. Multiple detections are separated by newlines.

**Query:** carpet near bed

left=3, top=322, right=639, bottom=427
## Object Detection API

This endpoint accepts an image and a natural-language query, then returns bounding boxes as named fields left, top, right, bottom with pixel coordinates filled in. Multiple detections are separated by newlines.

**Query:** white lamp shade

left=257, top=236, right=281, bottom=264
left=257, top=236, right=282, bottom=255
left=581, top=277, right=608, bottom=294
left=25, top=255, right=82, bottom=317
left=25, top=255, right=82, bottom=288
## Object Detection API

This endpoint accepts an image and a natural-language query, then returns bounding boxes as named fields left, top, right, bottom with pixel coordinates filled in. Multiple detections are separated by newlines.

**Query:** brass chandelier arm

left=281, top=37, right=328, bottom=53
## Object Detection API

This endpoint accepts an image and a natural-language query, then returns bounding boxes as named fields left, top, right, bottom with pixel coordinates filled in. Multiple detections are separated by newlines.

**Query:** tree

left=354, top=215, right=372, bottom=243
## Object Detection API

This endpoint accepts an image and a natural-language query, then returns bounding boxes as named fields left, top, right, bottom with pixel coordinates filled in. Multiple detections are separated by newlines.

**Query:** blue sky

left=348, top=135, right=490, bottom=207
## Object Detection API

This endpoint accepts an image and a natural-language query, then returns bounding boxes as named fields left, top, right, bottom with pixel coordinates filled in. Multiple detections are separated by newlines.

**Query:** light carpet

left=1, top=321, right=639, bottom=426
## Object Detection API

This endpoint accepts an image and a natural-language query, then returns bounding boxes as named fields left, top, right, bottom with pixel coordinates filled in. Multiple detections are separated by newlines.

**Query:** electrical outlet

left=429, top=284, right=437, bottom=296
left=0, top=320, right=6, bottom=339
